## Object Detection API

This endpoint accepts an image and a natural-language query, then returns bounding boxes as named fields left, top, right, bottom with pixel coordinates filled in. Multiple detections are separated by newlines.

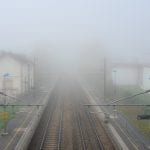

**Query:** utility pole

left=2, top=74, right=9, bottom=135
left=33, top=56, right=38, bottom=100
left=33, top=57, right=36, bottom=100
left=103, top=58, right=106, bottom=101
left=34, top=57, right=36, bottom=89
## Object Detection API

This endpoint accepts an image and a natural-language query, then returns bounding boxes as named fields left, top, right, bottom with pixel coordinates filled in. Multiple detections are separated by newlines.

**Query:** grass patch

left=117, top=86, right=150, bottom=138
left=120, top=107, right=150, bottom=138
left=0, top=106, right=19, bottom=130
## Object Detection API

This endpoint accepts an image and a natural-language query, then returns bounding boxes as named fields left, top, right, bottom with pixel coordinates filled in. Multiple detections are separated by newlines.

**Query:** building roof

left=0, top=52, right=33, bottom=64
left=111, top=62, right=150, bottom=68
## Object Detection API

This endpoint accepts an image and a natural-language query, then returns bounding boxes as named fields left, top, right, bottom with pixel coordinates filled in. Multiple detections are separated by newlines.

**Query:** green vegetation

left=116, top=86, right=150, bottom=104
left=0, top=106, right=19, bottom=130
left=116, top=86, right=150, bottom=138
left=85, top=75, right=150, bottom=138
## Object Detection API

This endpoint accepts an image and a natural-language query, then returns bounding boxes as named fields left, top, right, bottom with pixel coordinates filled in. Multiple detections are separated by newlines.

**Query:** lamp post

left=113, top=70, right=117, bottom=98
left=113, top=70, right=117, bottom=118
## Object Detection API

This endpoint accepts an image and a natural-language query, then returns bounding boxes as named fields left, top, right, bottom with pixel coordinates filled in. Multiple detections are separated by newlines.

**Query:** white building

left=0, top=52, right=34, bottom=96
left=111, top=63, right=142, bottom=86
left=141, top=65, right=150, bottom=90
left=110, top=62, right=150, bottom=92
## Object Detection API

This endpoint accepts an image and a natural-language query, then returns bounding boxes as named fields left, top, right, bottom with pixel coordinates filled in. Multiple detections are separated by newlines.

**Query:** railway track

left=28, top=78, right=116, bottom=150
left=75, top=110, right=86, bottom=150
left=75, top=94, right=105, bottom=150
left=73, top=80, right=115, bottom=150
left=85, top=109, right=105, bottom=149
left=39, top=102, right=64, bottom=150
left=27, top=86, right=58, bottom=150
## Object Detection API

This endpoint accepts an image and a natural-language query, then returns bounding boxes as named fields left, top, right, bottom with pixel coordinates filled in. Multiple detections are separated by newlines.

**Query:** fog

left=1, top=2, right=150, bottom=146
left=0, top=0, right=150, bottom=70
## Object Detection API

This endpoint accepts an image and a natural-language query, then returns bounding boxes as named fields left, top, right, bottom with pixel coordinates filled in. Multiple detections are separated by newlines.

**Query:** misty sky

left=0, top=0, right=150, bottom=59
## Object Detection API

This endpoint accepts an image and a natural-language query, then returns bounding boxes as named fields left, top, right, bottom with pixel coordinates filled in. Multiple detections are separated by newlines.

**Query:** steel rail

left=57, top=110, right=63, bottom=150
left=84, top=104, right=150, bottom=107
left=39, top=101, right=64, bottom=150
left=76, top=110, right=86, bottom=150
left=79, top=89, right=105, bottom=149
left=73, top=96, right=88, bottom=150
left=78, top=95, right=105, bottom=150
left=39, top=102, right=56, bottom=150
left=85, top=109, right=105, bottom=150
left=57, top=101, right=64, bottom=150
left=78, top=86, right=105, bottom=150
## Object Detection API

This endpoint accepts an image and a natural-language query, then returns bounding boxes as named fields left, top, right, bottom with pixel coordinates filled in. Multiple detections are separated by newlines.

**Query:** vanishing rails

left=28, top=79, right=116, bottom=150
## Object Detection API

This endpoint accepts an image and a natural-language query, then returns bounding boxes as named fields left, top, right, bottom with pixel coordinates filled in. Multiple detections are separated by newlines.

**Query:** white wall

left=0, top=56, right=21, bottom=94
left=0, top=56, right=34, bottom=95
left=112, top=67, right=138, bottom=85
left=142, top=67, right=150, bottom=90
